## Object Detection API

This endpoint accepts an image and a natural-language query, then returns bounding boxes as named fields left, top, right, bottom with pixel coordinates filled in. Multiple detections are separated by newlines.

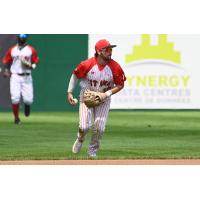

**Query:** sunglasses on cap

left=19, top=34, right=28, bottom=39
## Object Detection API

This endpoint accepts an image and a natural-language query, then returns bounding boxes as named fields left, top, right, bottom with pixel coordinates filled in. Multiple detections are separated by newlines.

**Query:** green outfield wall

left=27, top=34, right=88, bottom=111
left=0, top=34, right=88, bottom=111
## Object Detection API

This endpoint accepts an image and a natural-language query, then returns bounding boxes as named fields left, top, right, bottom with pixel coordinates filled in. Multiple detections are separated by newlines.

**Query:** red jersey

left=2, top=44, right=39, bottom=74
left=73, top=57, right=126, bottom=93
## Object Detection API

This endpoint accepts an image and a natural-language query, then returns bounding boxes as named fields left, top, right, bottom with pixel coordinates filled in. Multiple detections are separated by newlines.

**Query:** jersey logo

left=89, top=79, right=111, bottom=88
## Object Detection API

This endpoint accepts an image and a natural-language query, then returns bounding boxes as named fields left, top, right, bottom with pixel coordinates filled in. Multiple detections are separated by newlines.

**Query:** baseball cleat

left=88, top=146, right=97, bottom=158
left=14, top=118, right=21, bottom=125
left=24, top=104, right=30, bottom=117
left=88, top=152, right=97, bottom=158
left=72, top=139, right=83, bottom=154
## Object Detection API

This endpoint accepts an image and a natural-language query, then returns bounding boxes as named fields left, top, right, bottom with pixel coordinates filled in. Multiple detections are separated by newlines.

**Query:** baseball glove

left=83, top=90, right=106, bottom=108
left=21, top=57, right=32, bottom=68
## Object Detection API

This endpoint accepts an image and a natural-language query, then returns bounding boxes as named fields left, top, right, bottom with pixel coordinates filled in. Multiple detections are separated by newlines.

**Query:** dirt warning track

left=1, top=159, right=200, bottom=165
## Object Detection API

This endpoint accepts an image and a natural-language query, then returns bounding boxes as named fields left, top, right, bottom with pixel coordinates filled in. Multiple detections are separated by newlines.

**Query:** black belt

left=17, top=73, right=30, bottom=76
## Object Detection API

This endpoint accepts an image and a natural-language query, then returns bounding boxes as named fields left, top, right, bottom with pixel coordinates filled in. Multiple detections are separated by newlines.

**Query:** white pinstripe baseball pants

left=78, top=98, right=111, bottom=155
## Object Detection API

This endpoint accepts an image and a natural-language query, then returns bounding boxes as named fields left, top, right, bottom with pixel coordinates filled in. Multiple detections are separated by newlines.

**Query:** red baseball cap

left=95, top=39, right=117, bottom=52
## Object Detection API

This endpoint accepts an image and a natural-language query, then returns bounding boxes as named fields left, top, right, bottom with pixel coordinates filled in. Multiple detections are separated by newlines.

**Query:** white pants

left=10, top=74, right=33, bottom=105
left=78, top=99, right=111, bottom=155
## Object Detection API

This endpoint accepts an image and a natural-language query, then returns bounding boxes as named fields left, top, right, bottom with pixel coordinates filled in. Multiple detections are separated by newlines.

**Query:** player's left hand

left=95, top=92, right=107, bottom=102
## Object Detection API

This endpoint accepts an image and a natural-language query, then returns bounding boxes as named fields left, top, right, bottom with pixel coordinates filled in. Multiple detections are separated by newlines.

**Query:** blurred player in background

left=2, top=34, right=39, bottom=124
left=67, top=39, right=126, bottom=158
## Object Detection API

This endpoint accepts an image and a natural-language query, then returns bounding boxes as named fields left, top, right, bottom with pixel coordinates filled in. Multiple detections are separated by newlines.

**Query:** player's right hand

left=67, top=92, right=76, bottom=106
left=3, top=71, right=11, bottom=78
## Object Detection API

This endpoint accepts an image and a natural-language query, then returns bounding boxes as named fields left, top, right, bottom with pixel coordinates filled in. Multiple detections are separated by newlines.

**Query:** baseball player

left=2, top=34, right=39, bottom=124
left=67, top=39, right=126, bottom=158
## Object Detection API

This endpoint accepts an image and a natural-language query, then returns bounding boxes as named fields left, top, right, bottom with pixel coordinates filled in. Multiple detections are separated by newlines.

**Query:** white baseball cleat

left=88, top=146, right=97, bottom=158
left=88, top=152, right=97, bottom=158
left=72, top=139, right=83, bottom=154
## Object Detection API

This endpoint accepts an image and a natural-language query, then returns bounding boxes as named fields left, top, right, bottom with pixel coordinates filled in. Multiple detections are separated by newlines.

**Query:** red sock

left=12, top=104, right=19, bottom=119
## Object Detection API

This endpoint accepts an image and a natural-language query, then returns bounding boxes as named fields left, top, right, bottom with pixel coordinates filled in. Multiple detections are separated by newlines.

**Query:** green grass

left=1, top=111, right=200, bottom=160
